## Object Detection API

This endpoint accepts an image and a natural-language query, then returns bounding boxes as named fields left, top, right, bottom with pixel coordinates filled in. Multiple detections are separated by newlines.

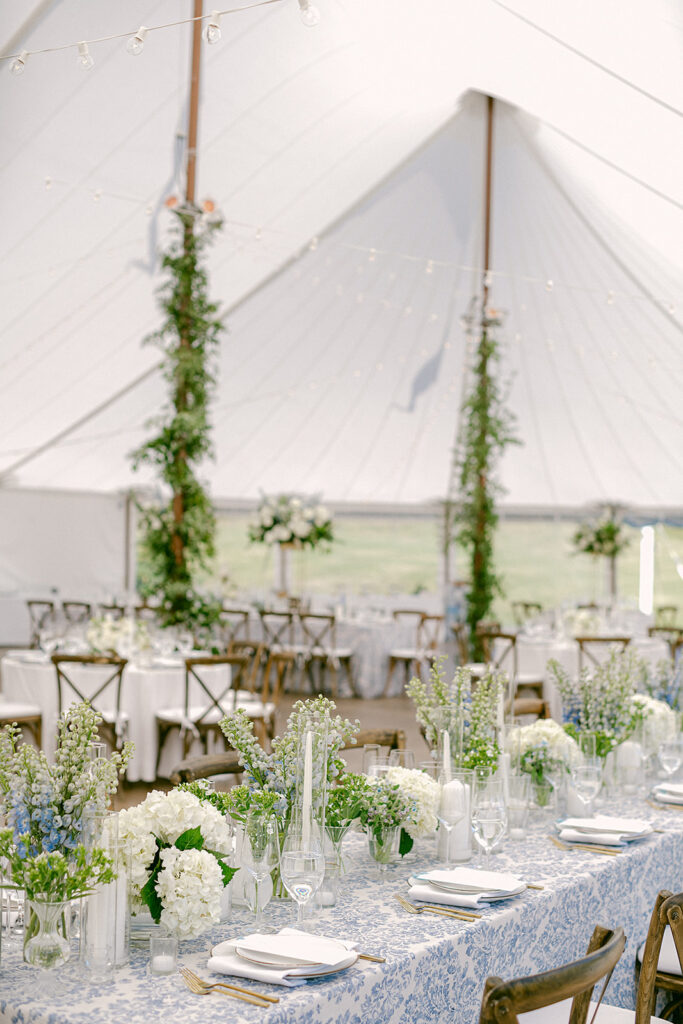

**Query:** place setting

left=206, top=929, right=363, bottom=989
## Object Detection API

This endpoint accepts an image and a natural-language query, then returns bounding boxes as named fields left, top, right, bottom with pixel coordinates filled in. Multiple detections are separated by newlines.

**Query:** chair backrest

left=576, top=636, right=631, bottom=673
left=341, top=728, right=406, bottom=753
left=169, top=749, right=243, bottom=785
left=228, top=640, right=265, bottom=693
left=648, top=626, right=683, bottom=661
left=506, top=697, right=550, bottom=721
left=418, top=614, right=443, bottom=651
left=636, top=890, right=683, bottom=1024
left=299, top=613, right=335, bottom=651
left=26, top=600, right=55, bottom=647
left=134, top=604, right=159, bottom=625
left=51, top=653, right=127, bottom=719
left=655, top=605, right=678, bottom=628
left=479, top=925, right=626, bottom=1024
left=261, top=650, right=296, bottom=703
left=218, top=608, right=251, bottom=647
left=392, top=609, right=425, bottom=644
left=511, top=601, right=543, bottom=627
left=98, top=603, right=126, bottom=621
left=62, top=601, right=92, bottom=626
left=258, top=611, right=294, bottom=649
left=478, top=628, right=517, bottom=675
left=184, top=653, right=251, bottom=724
left=452, top=622, right=471, bottom=665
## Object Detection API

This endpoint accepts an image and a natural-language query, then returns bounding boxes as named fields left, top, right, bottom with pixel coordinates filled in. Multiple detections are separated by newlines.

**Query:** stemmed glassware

left=570, top=763, right=603, bottom=815
left=240, top=810, right=279, bottom=933
left=659, top=741, right=682, bottom=780
left=279, top=825, right=324, bottom=931
left=471, top=776, right=506, bottom=869
left=388, top=750, right=415, bottom=769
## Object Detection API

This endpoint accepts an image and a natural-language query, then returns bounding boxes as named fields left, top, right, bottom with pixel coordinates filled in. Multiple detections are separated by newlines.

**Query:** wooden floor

left=114, top=694, right=429, bottom=810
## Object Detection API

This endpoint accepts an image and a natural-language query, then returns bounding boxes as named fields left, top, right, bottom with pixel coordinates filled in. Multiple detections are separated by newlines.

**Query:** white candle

left=442, top=731, right=451, bottom=782
left=440, top=779, right=465, bottom=822
left=302, top=729, right=313, bottom=845
left=151, top=954, right=176, bottom=975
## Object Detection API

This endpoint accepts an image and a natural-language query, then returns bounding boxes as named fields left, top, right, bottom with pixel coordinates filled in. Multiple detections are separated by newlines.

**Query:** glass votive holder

left=149, top=934, right=178, bottom=976
left=507, top=773, right=531, bottom=840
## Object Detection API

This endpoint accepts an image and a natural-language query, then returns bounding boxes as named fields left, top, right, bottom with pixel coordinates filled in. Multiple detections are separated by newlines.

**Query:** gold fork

left=178, top=967, right=275, bottom=1006
left=549, top=836, right=619, bottom=857
left=393, top=893, right=480, bottom=920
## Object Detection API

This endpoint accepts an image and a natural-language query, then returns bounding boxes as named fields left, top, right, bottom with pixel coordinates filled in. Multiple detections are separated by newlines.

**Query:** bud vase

left=367, top=826, right=400, bottom=872
left=24, top=898, right=71, bottom=969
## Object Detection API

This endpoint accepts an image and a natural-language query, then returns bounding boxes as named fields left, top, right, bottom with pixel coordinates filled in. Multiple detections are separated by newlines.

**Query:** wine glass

left=279, top=826, right=324, bottom=931
left=659, top=741, right=682, bottom=780
left=437, top=770, right=468, bottom=867
left=571, top=763, right=602, bottom=815
left=471, top=777, right=506, bottom=869
left=240, top=810, right=279, bottom=933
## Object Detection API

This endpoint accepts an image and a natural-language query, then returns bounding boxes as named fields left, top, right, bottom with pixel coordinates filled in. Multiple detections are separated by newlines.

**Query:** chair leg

left=156, top=722, right=174, bottom=779
left=383, top=657, right=396, bottom=697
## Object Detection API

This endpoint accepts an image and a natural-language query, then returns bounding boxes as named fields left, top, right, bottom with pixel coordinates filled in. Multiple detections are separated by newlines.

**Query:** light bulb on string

left=9, top=50, right=28, bottom=75
left=204, top=11, right=222, bottom=44
left=77, top=41, right=94, bottom=70
left=606, top=290, right=615, bottom=305
left=298, top=0, right=321, bottom=27
left=545, top=279, right=554, bottom=292
left=126, top=26, right=148, bottom=55
left=484, top=270, right=493, bottom=288
left=425, top=260, right=434, bottom=274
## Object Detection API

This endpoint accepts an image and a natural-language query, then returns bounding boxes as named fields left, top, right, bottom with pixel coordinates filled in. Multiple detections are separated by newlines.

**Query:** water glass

left=571, top=763, right=602, bottom=815
left=507, top=774, right=530, bottom=840
left=659, top=741, right=682, bottom=779
left=388, top=749, right=415, bottom=769
left=241, top=810, right=279, bottom=933
left=362, top=744, right=382, bottom=774
left=279, top=828, right=324, bottom=930
left=472, top=777, right=506, bottom=868
left=418, top=760, right=439, bottom=780
left=578, top=732, right=597, bottom=762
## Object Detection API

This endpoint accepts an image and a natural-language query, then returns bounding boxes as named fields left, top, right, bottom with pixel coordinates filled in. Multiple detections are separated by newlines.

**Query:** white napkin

left=559, top=829, right=627, bottom=846
left=208, top=929, right=357, bottom=987
left=653, top=784, right=683, bottom=805
left=559, top=816, right=651, bottom=837
left=408, top=868, right=523, bottom=908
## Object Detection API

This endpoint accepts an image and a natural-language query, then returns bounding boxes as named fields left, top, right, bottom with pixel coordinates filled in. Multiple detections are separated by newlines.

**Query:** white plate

left=559, top=816, right=652, bottom=837
left=235, top=946, right=321, bottom=969
left=235, top=949, right=357, bottom=978
left=409, top=875, right=525, bottom=901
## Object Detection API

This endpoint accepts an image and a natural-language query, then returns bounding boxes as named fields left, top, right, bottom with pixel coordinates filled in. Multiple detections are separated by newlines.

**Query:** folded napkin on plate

left=652, top=784, right=683, bottom=805
left=408, top=868, right=523, bottom=908
left=208, top=928, right=357, bottom=987
left=559, top=816, right=651, bottom=836
left=558, top=829, right=627, bottom=846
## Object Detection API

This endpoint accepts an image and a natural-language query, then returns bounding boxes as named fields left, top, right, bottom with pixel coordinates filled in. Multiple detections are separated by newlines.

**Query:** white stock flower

left=630, top=694, right=676, bottom=745
left=155, top=847, right=223, bottom=940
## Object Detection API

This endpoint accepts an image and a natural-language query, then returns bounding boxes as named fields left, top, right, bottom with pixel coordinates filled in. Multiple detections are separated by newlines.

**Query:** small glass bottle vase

left=24, top=898, right=71, bottom=969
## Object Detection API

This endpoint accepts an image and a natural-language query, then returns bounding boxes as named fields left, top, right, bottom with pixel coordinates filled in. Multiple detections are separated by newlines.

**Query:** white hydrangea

left=117, top=789, right=231, bottom=898
left=155, top=847, right=224, bottom=940
left=509, top=719, right=580, bottom=764
left=385, top=766, right=440, bottom=839
left=630, top=694, right=677, bottom=745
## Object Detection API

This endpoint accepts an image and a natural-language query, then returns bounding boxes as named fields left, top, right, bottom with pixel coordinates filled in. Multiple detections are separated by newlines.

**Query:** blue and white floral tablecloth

left=1, top=796, right=682, bottom=1024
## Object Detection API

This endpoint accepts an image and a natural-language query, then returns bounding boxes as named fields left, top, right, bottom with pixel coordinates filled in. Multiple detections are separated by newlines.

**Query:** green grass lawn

left=201, top=514, right=683, bottom=620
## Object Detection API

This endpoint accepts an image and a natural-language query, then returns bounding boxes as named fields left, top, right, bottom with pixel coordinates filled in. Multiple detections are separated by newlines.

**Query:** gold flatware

left=393, top=893, right=479, bottom=920
left=549, top=836, right=618, bottom=857
left=647, top=799, right=683, bottom=813
left=358, top=953, right=386, bottom=963
left=526, top=884, right=544, bottom=891
left=420, top=902, right=481, bottom=919
left=178, top=967, right=274, bottom=1006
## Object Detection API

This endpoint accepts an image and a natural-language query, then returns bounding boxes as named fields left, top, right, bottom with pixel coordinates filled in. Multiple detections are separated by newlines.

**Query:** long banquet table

left=1, top=794, right=682, bottom=1024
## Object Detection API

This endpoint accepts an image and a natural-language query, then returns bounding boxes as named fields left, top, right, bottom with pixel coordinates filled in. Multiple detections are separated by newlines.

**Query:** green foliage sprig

left=573, top=515, right=629, bottom=558
left=132, top=204, right=224, bottom=635
left=455, top=317, right=518, bottom=658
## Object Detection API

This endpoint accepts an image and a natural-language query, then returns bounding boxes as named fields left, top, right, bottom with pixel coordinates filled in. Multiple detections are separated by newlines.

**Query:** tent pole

left=482, top=95, right=494, bottom=305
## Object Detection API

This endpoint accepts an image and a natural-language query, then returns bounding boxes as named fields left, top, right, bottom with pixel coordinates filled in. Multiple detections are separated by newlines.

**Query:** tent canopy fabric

left=1, top=0, right=681, bottom=512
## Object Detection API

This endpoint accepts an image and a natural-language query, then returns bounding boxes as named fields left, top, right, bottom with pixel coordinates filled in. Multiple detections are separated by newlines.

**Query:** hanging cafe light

left=204, top=11, right=222, bottom=43
left=126, top=26, right=148, bottom=56
left=298, top=0, right=321, bottom=27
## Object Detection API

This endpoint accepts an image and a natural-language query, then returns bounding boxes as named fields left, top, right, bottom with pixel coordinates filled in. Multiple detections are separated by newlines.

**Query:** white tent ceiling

left=0, top=0, right=681, bottom=511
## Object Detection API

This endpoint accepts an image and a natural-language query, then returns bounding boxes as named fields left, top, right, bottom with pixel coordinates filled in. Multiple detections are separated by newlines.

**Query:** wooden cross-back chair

left=218, top=607, right=251, bottom=648
left=51, top=653, right=128, bottom=752
left=452, top=622, right=471, bottom=665
left=258, top=610, right=294, bottom=650
left=384, top=610, right=443, bottom=696
left=228, top=640, right=266, bottom=694
left=479, top=925, right=627, bottom=1024
left=341, top=728, right=407, bottom=754
left=477, top=625, right=544, bottom=706
left=655, top=606, right=678, bottom=629
left=169, top=748, right=244, bottom=786
left=297, top=613, right=353, bottom=698
left=0, top=702, right=42, bottom=749
left=155, top=653, right=251, bottom=774
left=26, top=599, right=55, bottom=648
left=62, top=601, right=92, bottom=626
left=648, top=627, right=683, bottom=662
left=636, top=890, right=683, bottom=1023
left=511, top=601, right=543, bottom=627
left=576, top=636, right=631, bottom=674
left=134, top=604, right=159, bottom=625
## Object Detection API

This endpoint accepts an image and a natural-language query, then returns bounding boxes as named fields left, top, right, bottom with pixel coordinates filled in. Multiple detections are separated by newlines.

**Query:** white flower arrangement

left=248, top=494, right=334, bottom=550
left=563, top=608, right=600, bottom=638
left=629, top=694, right=677, bottom=746
left=87, top=614, right=151, bottom=656
left=509, top=719, right=580, bottom=763
left=385, top=766, right=440, bottom=839
left=117, top=788, right=234, bottom=939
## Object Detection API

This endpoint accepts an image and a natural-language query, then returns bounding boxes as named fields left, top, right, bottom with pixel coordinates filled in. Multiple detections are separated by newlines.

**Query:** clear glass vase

left=367, top=826, right=400, bottom=872
left=320, top=824, right=352, bottom=906
left=23, top=898, right=71, bottom=969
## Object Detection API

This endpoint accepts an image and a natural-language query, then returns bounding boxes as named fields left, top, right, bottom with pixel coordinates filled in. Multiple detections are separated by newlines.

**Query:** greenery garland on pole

left=131, top=203, right=223, bottom=635
left=456, top=310, right=518, bottom=660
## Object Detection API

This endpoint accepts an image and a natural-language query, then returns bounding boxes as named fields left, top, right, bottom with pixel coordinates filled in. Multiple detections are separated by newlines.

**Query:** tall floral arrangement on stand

left=248, top=494, right=334, bottom=549
left=572, top=508, right=629, bottom=601
left=117, top=788, right=235, bottom=940
left=406, top=656, right=504, bottom=770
